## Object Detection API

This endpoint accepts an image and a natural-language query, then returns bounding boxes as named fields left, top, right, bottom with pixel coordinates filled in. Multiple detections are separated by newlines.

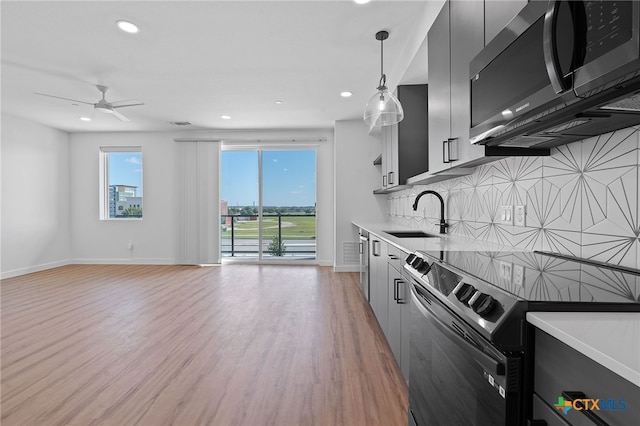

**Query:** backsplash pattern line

left=388, top=127, right=640, bottom=270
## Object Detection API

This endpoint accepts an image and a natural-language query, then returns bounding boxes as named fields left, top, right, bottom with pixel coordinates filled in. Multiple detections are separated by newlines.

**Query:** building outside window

left=99, top=147, right=143, bottom=219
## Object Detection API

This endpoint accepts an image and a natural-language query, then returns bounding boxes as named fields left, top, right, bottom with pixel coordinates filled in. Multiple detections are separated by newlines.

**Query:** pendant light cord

left=378, top=35, right=387, bottom=90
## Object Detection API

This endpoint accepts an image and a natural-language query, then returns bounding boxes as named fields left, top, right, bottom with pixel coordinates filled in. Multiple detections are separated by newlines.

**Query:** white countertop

left=352, top=221, right=520, bottom=253
left=527, top=312, right=640, bottom=388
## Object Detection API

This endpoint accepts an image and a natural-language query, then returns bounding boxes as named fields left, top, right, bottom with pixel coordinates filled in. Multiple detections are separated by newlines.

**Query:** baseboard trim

left=1, top=259, right=72, bottom=279
left=71, top=258, right=175, bottom=265
left=333, top=265, right=360, bottom=273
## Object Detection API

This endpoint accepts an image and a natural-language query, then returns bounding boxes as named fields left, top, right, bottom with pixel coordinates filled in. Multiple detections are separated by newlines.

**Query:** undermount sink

left=383, top=230, right=439, bottom=238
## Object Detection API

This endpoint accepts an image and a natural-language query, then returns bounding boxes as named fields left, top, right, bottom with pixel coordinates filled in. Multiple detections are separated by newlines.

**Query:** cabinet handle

left=382, top=174, right=387, bottom=187
left=442, top=140, right=450, bottom=163
left=561, top=391, right=611, bottom=426
left=393, top=278, right=400, bottom=301
left=394, top=279, right=406, bottom=304
left=448, top=138, right=458, bottom=162
left=359, top=241, right=363, bottom=255
left=388, top=171, right=394, bottom=185
left=372, top=240, right=380, bottom=257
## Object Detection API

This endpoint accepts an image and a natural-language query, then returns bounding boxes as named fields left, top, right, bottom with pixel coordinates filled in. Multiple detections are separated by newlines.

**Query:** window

left=220, top=148, right=316, bottom=261
left=99, top=147, right=143, bottom=220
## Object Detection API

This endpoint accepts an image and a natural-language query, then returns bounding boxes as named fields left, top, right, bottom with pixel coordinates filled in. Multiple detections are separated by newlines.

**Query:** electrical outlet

left=514, top=205, right=526, bottom=226
left=500, top=206, right=513, bottom=225
left=128, top=240, right=134, bottom=250
left=513, top=265, right=525, bottom=286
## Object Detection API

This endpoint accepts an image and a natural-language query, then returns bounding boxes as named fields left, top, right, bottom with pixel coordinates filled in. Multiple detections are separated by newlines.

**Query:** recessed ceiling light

left=116, top=20, right=139, bottom=34
left=80, top=117, right=91, bottom=122
left=340, top=91, right=353, bottom=98
left=354, top=0, right=371, bottom=4
left=275, top=100, right=283, bottom=105
left=221, top=115, right=231, bottom=120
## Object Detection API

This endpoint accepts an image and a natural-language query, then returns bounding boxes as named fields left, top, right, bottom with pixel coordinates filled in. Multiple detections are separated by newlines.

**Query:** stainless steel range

left=403, top=250, right=640, bottom=426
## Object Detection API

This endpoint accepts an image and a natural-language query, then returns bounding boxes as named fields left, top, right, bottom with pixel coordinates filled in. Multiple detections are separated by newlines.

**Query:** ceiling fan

left=35, top=84, right=144, bottom=122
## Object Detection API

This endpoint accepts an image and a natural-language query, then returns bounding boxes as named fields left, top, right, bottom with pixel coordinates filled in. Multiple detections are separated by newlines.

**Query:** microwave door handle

left=409, top=283, right=505, bottom=377
left=543, top=0, right=572, bottom=94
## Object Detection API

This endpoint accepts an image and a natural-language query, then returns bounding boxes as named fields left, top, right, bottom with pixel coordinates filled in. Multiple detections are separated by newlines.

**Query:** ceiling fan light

left=363, top=88, right=404, bottom=127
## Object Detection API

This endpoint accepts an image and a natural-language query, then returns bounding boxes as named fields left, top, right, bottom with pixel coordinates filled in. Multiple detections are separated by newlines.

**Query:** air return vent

left=342, top=241, right=359, bottom=264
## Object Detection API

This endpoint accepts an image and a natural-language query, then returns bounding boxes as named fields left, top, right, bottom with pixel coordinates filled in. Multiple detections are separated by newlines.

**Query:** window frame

left=99, top=146, right=143, bottom=221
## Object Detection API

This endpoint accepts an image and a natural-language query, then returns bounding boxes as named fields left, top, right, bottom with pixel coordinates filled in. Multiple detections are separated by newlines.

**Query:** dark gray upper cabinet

left=375, top=84, right=429, bottom=193
left=427, top=0, right=532, bottom=176
left=427, top=3, right=451, bottom=175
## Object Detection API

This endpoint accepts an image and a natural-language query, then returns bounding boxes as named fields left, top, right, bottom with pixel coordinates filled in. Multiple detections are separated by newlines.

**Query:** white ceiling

left=1, top=0, right=440, bottom=133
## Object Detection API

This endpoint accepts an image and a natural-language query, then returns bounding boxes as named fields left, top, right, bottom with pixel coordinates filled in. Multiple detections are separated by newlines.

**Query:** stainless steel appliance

left=402, top=250, right=640, bottom=426
left=470, top=0, right=640, bottom=149
left=358, top=229, right=369, bottom=301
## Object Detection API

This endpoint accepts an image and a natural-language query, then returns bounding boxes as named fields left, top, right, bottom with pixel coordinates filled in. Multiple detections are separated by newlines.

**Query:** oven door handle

left=410, top=283, right=505, bottom=377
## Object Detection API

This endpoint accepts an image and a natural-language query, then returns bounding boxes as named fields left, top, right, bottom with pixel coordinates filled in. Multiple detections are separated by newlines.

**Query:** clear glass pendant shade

left=363, top=88, right=404, bottom=127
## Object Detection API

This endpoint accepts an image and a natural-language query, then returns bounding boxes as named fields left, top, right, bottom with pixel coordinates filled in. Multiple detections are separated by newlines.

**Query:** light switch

left=500, top=206, right=513, bottom=225
left=500, top=261, right=512, bottom=281
left=514, top=205, right=526, bottom=226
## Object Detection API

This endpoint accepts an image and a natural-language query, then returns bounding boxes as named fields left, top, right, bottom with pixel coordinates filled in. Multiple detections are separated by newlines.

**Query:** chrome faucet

left=413, top=190, right=449, bottom=234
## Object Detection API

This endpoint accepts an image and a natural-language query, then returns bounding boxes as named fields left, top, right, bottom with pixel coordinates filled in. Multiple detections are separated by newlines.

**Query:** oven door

left=407, top=281, right=522, bottom=426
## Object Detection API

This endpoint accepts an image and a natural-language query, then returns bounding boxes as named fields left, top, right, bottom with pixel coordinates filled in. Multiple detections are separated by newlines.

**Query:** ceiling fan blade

left=111, top=109, right=130, bottom=122
left=110, top=99, right=144, bottom=109
left=34, top=92, right=94, bottom=105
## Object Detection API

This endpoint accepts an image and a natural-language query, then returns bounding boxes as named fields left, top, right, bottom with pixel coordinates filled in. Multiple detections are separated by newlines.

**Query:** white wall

left=334, top=119, right=388, bottom=271
left=69, top=131, right=178, bottom=264
left=68, top=129, right=335, bottom=266
left=1, top=114, right=71, bottom=278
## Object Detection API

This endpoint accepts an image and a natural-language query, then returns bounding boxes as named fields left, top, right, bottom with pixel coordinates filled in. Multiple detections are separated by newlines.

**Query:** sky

left=221, top=149, right=316, bottom=207
left=109, top=152, right=143, bottom=196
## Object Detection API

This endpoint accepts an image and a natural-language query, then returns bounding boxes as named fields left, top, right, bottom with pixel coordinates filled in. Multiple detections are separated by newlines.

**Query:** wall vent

left=342, top=241, right=360, bottom=264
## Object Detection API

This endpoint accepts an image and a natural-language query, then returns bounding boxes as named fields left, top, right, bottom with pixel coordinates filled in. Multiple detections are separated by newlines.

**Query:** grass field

left=221, top=215, right=316, bottom=240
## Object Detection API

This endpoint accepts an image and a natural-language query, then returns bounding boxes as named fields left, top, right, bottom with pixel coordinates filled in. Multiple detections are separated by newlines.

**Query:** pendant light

left=363, top=30, right=404, bottom=127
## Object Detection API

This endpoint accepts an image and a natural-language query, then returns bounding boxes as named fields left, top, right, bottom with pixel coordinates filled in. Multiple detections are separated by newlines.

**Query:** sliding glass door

left=221, top=148, right=316, bottom=261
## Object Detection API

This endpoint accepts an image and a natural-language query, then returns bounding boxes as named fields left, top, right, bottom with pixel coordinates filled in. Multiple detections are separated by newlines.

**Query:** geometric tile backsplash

left=388, top=126, right=640, bottom=270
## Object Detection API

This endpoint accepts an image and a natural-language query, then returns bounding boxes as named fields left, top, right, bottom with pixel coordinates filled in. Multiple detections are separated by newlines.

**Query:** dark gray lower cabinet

left=367, top=238, right=410, bottom=383
left=387, top=263, right=410, bottom=382
left=532, top=329, right=639, bottom=426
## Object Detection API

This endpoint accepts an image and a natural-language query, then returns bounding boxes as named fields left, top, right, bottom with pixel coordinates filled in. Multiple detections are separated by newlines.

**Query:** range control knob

left=411, top=257, right=424, bottom=269
left=455, top=283, right=476, bottom=305
left=417, top=261, right=431, bottom=274
left=470, top=293, right=496, bottom=317
left=405, top=254, right=416, bottom=265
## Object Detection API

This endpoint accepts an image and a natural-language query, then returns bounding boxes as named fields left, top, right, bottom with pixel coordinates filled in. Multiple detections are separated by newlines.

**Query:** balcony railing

left=221, top=213, right=316, bottom=258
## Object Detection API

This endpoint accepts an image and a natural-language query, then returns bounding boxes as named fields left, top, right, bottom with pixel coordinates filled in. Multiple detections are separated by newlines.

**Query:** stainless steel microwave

left=470, top=0, right=640, bottom=148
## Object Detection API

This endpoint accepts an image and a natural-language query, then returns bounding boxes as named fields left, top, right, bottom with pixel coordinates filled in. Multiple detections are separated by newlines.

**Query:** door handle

left=543, top=0, right=585, bottom=94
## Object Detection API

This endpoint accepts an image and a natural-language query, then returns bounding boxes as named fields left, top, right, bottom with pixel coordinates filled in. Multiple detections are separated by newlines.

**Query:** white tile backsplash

left=388, top=127, right=640, bottom=270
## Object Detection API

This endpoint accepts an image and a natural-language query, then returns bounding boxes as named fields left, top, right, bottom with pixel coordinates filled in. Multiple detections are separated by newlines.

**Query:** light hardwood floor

left=1, top=264, right=407, bottom=426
